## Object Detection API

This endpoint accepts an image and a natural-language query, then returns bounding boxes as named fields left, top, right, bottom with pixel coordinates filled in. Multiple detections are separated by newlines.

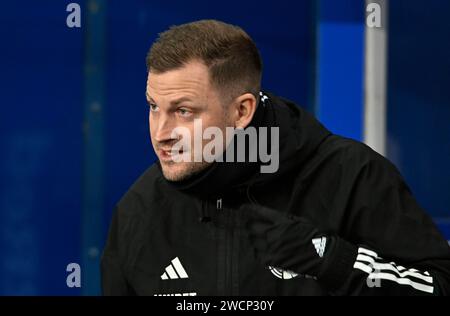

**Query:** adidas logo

left=312, top=237, right=327, bottom=258
left=161, top=257, right=189, bottom=280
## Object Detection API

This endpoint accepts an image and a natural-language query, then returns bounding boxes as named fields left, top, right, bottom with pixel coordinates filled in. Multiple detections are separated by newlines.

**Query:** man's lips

left=158, top=148, right=185, bottom=162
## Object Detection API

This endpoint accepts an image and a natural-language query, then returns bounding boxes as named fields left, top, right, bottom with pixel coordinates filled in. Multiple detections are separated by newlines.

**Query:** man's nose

left=152, top=113, right=176, bottom=143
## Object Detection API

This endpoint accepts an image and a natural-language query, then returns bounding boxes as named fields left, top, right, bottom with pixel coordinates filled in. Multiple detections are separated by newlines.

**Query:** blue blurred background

left=0, top=0, right=448, bottom=295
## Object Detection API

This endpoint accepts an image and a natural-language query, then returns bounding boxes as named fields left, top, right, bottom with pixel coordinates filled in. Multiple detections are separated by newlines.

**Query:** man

left=101, top=20, right=450, bottom=295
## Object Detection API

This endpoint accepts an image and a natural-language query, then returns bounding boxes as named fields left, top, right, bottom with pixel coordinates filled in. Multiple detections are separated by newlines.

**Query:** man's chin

left=160, top=161, right=211, bottom=182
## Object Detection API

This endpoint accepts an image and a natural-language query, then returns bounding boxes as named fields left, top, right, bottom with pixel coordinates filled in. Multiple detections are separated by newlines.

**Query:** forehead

left=146, top=61, right=211, bottom=100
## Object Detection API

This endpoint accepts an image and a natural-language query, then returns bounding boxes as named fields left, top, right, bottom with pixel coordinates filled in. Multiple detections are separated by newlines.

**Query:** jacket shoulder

left=116, top=163, right=165, bottom=219
left=320, top=135, right=401, bottom=178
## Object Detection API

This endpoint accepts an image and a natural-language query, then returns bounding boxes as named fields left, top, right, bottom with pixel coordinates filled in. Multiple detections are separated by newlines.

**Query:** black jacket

left=101, top=92, right=450, bottom=296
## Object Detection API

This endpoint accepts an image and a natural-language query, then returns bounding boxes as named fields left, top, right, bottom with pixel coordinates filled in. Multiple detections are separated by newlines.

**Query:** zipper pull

left=216, top=198, right=223, bottom=211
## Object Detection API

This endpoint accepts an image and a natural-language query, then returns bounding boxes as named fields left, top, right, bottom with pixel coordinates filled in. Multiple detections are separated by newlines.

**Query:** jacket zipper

left=225, top=205, right=233, bottom=295
left=216, top=197, right=227, bottom=295
left=216, top=197, right=240, bottom=296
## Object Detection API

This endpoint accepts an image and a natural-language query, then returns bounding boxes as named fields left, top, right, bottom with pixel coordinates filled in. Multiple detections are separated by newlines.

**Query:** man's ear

left=232, top=93, right=257, bottom=129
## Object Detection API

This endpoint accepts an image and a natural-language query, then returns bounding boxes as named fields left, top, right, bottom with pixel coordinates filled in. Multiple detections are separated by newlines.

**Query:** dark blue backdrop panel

left=0, top=1, right=84, bottom=295
left=82, top=0, right=107, bottom=296
left=387, top=1, right=450, bottom=222
left=315, top=0, right=365, bottom=141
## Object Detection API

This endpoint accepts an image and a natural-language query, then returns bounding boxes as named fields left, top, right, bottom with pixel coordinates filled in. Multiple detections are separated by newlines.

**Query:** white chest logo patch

left=268, top=266, right=299, bottom=279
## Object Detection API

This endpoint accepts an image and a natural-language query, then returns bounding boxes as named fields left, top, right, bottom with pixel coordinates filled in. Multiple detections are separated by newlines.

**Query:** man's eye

left=177, top=108, right=192, bottom=117
left=149, top=103, right=159, bottom=112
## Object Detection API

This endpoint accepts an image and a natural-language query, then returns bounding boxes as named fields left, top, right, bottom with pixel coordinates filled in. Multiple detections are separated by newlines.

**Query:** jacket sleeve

left=318, top=156, right=450, bottom=295
left=101, top=207, right=135, bottom=296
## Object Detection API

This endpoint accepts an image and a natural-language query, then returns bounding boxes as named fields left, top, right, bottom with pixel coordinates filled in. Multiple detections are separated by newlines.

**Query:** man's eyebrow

left=145, top=92, right=155, bottom=103
left=169, top=96, right=194, bottom=106
left=145, top=93, right=195, bottom=106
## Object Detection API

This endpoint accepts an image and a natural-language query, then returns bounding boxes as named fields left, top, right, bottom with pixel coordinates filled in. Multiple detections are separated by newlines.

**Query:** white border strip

left=364, top=0, right=388, bottom=156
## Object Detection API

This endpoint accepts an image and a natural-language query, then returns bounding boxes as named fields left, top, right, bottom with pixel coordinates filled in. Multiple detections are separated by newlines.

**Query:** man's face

left=146, top=60, right=234, bottom=181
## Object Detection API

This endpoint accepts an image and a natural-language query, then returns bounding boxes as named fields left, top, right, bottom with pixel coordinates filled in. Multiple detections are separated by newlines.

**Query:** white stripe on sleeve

left=353, top=247, right=434, bottom=294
